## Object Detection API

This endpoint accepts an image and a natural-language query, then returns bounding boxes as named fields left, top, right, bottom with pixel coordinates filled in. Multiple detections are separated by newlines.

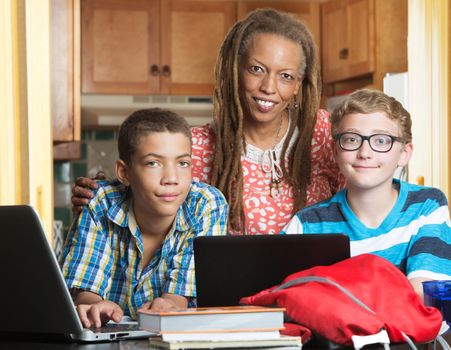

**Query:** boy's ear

left=398, top=142, right=413, bottom=167
left=116, top=160, right=130, bottom=186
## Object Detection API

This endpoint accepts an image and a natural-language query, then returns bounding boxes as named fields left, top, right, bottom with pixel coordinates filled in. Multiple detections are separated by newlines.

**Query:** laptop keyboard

left=89, top=323, right=141, bottom=333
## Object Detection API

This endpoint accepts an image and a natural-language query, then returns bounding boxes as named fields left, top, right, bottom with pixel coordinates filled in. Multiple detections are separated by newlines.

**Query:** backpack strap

left=436, top=334, right=451, bottom=350
left=272, top=276, right=423, bottom=350
left=273, top=276, right=376, bottom=314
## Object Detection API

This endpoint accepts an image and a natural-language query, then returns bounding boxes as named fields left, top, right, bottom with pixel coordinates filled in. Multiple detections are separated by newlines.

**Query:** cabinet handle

left=162, top=65, right=171, bottom=77
left=150, top=64, right=160, bottom=76
left=339, top=48, right=349, bottom=59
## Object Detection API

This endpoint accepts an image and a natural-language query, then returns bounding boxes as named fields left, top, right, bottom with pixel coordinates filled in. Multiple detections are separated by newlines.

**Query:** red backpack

left=240, top=254, right=445, bottom=349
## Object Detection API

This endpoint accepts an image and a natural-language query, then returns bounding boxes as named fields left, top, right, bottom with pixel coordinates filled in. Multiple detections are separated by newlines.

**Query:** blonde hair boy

left=282, top=89, right=451, bottom=299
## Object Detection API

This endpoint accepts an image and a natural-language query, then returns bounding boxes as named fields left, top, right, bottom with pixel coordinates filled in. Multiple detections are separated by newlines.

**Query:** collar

left=244, top=115, right=298, bottom=165
left=173, top=183, right=197, bottom=232
left=127, top=201, right=139, bottom=236
left=106, top=184, right=130, bottom=228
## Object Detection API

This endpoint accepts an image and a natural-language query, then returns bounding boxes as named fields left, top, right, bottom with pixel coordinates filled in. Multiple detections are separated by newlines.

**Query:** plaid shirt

left=61, top=179, right=228, bottom=319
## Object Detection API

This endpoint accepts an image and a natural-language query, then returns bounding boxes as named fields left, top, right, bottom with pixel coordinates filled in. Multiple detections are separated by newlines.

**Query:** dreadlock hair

left=212, top=8, right=321, bottom=233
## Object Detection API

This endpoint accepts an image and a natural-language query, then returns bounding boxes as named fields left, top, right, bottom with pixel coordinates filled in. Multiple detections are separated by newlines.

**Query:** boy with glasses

left=282, top=89, right=451, bottom=299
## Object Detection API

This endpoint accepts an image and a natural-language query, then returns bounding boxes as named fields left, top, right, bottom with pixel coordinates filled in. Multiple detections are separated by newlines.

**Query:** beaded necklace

left=261, top=115, right=284, bottom=200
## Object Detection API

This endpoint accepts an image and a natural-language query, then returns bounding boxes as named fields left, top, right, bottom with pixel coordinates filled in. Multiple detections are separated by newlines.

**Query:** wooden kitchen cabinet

left=161, top=0, right=236, bottom=95
left=322, top=0, right=375, bottom=83
left=81, top=0, right=236, bottom=95
left=237, top=1, right=320, bottom=53
left=51, top=0, right=81, bottom=159
left=81, top=0, right=159, bottom=94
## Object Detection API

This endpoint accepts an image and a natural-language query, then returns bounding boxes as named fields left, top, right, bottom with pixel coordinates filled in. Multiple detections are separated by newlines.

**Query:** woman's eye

left=249, top=65, right=263, bottom=73
left=146, top=161, right=159, bottom=167
left=179, top=161, right=192, bottom=168
left=281, top=73, right=294, bottom=80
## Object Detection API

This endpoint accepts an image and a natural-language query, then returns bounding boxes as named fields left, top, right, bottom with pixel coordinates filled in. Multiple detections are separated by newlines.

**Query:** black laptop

left=0, top=205, right=154, bottom=342
left=194, top=234, right=350, bottom=307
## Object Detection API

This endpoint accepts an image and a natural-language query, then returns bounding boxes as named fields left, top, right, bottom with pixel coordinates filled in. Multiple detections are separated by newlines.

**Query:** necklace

left=261, top=115, right=285, bottom=200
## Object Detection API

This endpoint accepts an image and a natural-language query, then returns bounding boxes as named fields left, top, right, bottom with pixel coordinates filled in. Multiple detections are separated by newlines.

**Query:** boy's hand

left=141, top=297, right=178, bottom=312
left=409, top=277, right=431, bottom=302
left=71, top=172, right=106, bottom=213
left=76, top=300, right=123, bottom=328
left=139, top=293, right=188, bottom=312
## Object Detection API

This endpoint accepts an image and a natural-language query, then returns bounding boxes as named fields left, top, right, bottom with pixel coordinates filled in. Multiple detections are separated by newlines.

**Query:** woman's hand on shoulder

left=71, top=171, right=107, bottom=213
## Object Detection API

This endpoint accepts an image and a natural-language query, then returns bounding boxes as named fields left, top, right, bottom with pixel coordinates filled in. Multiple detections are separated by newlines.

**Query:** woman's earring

left=293, top=95, right=299, bottom=110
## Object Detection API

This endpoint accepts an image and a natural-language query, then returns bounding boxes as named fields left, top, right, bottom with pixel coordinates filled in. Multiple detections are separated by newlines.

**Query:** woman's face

left=240, top=33, right=303, bottom=125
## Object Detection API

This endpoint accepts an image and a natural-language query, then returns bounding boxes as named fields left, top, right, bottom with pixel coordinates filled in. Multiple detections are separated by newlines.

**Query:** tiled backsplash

left=54, top=130, right=119, bottom=239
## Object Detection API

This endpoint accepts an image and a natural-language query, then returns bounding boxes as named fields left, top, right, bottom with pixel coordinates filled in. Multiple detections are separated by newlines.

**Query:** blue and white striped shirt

left=282, top=179, right=451, bottom=280
left=61, top=179, right=228, bottom=319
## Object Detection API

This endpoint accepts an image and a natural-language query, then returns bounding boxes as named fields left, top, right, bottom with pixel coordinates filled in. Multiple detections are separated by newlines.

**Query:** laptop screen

left=194, top=234, right=350, bottom=307
left=0, top=205, right=154, bottom=342
left=0, top=205, right=83, bottom=335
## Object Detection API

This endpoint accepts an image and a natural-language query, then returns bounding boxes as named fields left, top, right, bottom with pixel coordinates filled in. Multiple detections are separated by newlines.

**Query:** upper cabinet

left=321, top=0, right=407, bottom=90
left=238, top=1, right=320, bottom=52
left=79, top=0, right=405, bottom=98
left=52, top=0, right=81, bottom=142
left=81, top=0, right=159, bottom=95
left=322, top=0, right=375, bottom=83
left=81, top=0, right=236, bottom=95
left=51, top=0, right=81, bottom=160
left=161, top=1, right=236, bottom=95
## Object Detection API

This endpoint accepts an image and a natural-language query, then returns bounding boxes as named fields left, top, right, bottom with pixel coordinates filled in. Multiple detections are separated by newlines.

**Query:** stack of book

left=138, top=305, right=302, bottom=349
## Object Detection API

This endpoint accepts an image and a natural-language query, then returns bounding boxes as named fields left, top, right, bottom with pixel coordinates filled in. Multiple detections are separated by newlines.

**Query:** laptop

left=0, top=205, right=155, bottom=342
left=194, top=234, right=350, bottom=307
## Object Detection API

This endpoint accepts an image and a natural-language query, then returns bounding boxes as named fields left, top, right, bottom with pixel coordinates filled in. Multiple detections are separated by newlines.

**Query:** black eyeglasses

left=333, top=132, right=405, bottom=153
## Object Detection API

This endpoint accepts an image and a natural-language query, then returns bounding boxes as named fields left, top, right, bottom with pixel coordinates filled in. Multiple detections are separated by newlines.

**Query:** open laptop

left=0, top=205, right=155, bottom=342
left=194, top=234, right=350, bottom=307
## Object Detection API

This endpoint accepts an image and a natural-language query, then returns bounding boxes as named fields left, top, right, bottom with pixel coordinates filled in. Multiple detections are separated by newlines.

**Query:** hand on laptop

left=76, top=300, right=123, bottom=328
left=74, top=291, right=123, bottom=328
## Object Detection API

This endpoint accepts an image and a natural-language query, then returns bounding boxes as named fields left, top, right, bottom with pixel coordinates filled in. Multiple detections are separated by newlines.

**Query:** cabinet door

left=322, top=0, right=375, bottom=83
left=81, top=0, right=160, bottom=94
left=346, top=0, right=375, bottom=79
left=322, top=0, right=346, bottom=83
left=237, top=1, right=321, bottom=53
left=51, top=0, right=80, bottom=142
left=161, top=0, right=237, bottom=95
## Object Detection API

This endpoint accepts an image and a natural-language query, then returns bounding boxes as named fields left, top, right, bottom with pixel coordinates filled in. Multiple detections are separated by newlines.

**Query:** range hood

left=81, top=94, right=213, bottom=128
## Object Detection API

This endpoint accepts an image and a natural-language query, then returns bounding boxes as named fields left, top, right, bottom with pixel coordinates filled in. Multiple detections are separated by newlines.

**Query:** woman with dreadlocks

left=71, top=9, right=345, bottom=235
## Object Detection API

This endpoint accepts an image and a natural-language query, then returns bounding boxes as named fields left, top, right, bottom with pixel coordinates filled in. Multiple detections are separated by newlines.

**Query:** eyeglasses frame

left=333, top=132, right=406, bottom=153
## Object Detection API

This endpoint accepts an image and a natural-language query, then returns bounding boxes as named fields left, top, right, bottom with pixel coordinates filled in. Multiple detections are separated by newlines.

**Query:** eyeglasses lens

left=369, top=135, right=393, bottom=152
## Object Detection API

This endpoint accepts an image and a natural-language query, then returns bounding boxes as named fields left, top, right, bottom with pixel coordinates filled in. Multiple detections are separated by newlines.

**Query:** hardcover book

left=138, top=306, right=285, bottom=333
left=160, top=330, right=281, bottom=342
left=148, top=335, right=302, bottom=350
